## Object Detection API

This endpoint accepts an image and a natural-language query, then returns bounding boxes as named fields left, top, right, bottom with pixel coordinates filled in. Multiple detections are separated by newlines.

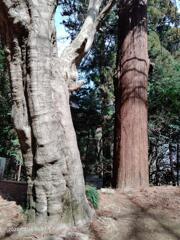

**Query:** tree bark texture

left=0, top=0, right=94, bottom=225
left=113, top=0, right=149, bottom=189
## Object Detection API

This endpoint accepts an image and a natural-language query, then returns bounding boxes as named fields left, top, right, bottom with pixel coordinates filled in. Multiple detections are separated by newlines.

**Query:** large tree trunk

left=113, top=0, right=149, bottom=189
left=0, top=0, right=114, bottom=225
left=0, top=0, right=92, bottom=225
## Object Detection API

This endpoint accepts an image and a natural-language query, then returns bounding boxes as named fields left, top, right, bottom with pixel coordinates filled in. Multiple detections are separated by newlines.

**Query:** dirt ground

left=0, top=187, right=180, bottom=240
left=0, top=196, right=24, bottom=239
left=91, top=187, right=180, bottom=240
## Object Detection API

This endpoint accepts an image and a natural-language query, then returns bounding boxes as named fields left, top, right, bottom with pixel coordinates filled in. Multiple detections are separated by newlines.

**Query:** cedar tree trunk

left=113, top=0, right=149, bottom=189
left=0, top=0, right=114, bottom=225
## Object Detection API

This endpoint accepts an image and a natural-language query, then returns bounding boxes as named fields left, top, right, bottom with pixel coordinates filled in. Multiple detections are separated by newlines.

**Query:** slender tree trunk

left=113, top=0, right=149, bottom=189
left=169, top=143, right=176, bottom=186
left=17, top=164, right=21, bottom=182
left=177, top=143, right=180, bottom=186
left=155, top=145, right=160, bottom=186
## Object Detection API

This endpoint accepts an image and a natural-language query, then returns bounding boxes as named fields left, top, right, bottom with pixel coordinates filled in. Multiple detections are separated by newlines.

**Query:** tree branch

left=59, top=0, right=115, bottom=92
left=68, top=81, right=84, bottom=92
left=95, top=0, right=116, bottom=28
left=60, top=0, right=115, bottom=64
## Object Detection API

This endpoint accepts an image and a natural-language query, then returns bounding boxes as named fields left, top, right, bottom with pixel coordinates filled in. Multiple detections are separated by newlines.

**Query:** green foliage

left=147, top=0, right=180, bottom=145
left=147, top=0, right=180, bottom=185
left=0, top=44, right=23, bottom=180
left=85, top=185, right=99, bottom=209
left=148, top=0, right=180, bottom=54
left=148, top=29, right=180, bottom=143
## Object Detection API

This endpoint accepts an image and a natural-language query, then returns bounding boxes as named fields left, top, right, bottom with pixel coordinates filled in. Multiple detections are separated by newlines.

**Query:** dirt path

left=91, top=187, right=180, bottom=240
left=1, top=187, right=180, bottom=240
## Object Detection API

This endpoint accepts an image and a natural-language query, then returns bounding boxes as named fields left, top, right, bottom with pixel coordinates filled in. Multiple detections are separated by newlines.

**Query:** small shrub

left=85, top=185, right=99, bottom=209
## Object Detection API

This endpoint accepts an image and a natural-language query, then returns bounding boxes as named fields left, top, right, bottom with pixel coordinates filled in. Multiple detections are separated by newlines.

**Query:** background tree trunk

left=177, top=144, right=180, bottom=186
left=113, top=0, right=149, bottom=189
left=169, top=143, right=176, bottom=186
left=0, top=0, right=92, bottom=225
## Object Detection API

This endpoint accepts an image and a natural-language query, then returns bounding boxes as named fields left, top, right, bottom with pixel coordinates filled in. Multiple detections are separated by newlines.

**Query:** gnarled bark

left=0, top=0, right=115, bottom=225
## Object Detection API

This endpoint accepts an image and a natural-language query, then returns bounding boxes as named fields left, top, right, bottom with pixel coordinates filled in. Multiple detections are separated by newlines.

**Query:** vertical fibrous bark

left=113, top=0, right=149, bottom=189
left=0, top=0, right=115, bottom=225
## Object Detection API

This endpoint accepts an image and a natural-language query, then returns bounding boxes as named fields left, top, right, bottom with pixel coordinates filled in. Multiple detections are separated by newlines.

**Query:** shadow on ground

left=91, top=187, right=180, bottom=240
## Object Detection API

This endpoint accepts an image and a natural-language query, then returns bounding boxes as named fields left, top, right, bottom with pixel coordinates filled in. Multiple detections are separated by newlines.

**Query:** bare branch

left=60, top=0, right=115, bottom=64
left=68, top=81, right=84, bottom=92
left=59, top=0, right=115, bottom=90
left=95, top=0, right=116, bottom=28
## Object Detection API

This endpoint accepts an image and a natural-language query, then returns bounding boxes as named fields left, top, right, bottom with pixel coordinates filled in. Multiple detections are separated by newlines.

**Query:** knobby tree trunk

left=113, top=0, right=149, bottom=189
left=0, top=0, right=114, bottom=225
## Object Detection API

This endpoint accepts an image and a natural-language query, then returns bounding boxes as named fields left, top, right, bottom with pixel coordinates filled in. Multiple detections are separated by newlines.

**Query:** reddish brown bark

left=113, top=0, right=149, bottom=189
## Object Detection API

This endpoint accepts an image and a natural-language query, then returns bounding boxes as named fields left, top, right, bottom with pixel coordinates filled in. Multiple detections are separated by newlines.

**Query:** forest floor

left=0, top=196, right=24, bottom=239
left=0, top=186, right=180, bottom=240
left=91, top=186, right=180, bottom=240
